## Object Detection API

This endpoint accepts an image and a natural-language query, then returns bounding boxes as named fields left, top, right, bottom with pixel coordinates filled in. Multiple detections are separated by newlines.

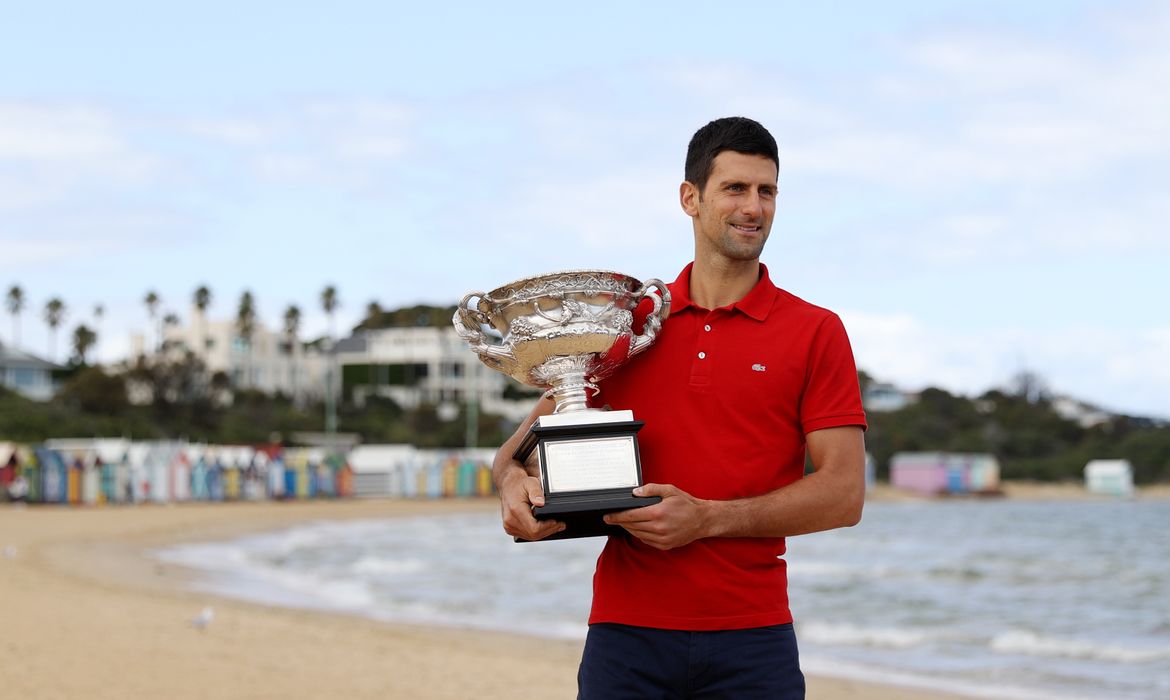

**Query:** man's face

left=681, top=151, right=778, bottom=263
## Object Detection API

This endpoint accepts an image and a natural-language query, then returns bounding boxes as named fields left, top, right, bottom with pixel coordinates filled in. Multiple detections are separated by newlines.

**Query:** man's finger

left=633, top=482, right=675, bottom=498
left=517, top=518, right=565, bottom=541
left=604, top=503, right=659, bottom=525
left=524, top=476, right=546, bottom=507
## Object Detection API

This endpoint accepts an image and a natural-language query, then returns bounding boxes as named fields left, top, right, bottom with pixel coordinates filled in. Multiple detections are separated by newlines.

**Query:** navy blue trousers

left=577, top=623, right=805, bottom=699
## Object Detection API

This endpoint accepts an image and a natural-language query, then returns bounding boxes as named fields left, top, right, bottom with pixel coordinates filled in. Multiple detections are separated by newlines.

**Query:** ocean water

left=155, top=500, right=1170, bottom=699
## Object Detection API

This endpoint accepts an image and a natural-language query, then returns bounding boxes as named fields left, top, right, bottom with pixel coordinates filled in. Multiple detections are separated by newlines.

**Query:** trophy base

left=518, top=492, right=662, bottom=542
left=512, top=411, right=657, bottom=542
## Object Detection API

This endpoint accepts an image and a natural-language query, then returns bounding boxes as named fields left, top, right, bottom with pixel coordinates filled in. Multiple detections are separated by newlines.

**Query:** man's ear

left=679, top=181, right=700, bottom=217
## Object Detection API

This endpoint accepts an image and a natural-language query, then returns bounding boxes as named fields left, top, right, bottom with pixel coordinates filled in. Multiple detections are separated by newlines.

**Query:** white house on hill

left=0, top=342, right=61, bottom=401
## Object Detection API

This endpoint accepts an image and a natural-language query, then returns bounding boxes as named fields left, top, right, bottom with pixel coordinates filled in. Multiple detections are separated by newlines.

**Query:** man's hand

left=603, top=483, right=710, bottom=550
left=498, top=468, right=565, bottom=541
left=492, top=395, right=561, bottom=541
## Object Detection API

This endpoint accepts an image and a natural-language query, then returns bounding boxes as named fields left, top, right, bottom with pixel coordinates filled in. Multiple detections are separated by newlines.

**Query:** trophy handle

left=629, top=278, right=671, bottom=357
left=453, top=291, right=489, bottom=344
left=453, top=293, right=515, bottom=367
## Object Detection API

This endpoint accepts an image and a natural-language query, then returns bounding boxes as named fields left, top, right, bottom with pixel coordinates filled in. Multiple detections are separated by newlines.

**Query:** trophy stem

left=544, top=369, right=597, bottom=413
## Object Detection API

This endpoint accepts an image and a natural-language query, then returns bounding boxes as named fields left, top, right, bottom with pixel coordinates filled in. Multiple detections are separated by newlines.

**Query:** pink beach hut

left=890, top=452, right=950, bottom=496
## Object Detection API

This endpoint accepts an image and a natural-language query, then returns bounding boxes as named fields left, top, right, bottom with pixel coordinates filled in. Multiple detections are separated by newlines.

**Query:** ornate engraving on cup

left=453, top=270, right=671, bottom=413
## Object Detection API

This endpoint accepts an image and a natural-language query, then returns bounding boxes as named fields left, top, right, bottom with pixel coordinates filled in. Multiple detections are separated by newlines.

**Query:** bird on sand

left=190, top=606, right=214, bottom=631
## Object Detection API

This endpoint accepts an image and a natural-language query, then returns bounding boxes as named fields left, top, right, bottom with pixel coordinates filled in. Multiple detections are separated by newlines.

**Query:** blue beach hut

left=33, top=448, right=68, bottom=504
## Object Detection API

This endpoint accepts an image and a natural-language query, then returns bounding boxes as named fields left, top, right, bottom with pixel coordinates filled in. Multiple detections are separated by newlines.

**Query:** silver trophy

left=453, top=270, right=671, bottom=540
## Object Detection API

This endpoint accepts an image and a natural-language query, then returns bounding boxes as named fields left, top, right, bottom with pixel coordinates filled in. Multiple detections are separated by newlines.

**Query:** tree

left=320, top=285, right=339, bottom=338
left=320, top=285, right=339, bottom=434
left=1010, top=369, right=1050, bottom=405
left=57, top=365, right=128, bottom=416
left=162, top=312, right=181, bottom=352
left=283, top=304, right=302, bottom=402
left=236, top=291, right=257, bottom=389
left=43, top=297, right=67, bottom=362
left=193, top=284, right=212, bottom=359
left=6, top=285, right=25, bottom=347
left=364, top=300, right=383, bottom=328
left=92, top=304, right=104, bottom=360
left=71, top=324, right=97, bottom=366
left=282, top=304, right=301, bottom=354
left=144, top=290, right=161, bottom=353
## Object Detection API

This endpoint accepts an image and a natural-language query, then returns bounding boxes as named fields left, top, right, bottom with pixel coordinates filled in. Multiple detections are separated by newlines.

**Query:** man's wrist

left=494, top=461, right=527, bottom=491
left=699, top=498, right=733, bottom=539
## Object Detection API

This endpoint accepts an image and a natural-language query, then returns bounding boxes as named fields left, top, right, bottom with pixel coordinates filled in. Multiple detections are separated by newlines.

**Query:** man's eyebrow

left=717, top=178, right=777, bottom=190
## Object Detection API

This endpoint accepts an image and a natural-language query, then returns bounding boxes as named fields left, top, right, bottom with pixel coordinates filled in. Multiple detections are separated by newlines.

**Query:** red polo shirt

left=588, top=262, right=867, bottom=630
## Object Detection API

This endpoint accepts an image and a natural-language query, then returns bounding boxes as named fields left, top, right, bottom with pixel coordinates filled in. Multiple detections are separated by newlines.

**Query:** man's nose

left=741, top=190, right=764, bottom=218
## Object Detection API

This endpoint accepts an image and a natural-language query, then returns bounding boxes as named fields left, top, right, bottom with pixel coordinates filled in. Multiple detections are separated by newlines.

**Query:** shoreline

left=1, top=497, right=1015, bottom=699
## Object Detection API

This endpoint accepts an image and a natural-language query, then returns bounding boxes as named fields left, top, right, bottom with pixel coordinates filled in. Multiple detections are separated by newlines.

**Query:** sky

left=1, top=1, right=1168, bottom=418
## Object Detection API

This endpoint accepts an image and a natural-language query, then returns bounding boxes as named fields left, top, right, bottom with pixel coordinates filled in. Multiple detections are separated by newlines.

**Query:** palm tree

left=282, top=304, right=301, bottom=354
left=193, top=285, right=211, bottom=359
left=236, top=291, right=256, bottom=389
left=92, top=304, right=104, bottom=361
left=71, top=324, right=97, bottom=366
left=283, top=304, right=302, bottom=401
left=320, top=285, right=339, bottom=339
left=43, top=297, right=67, bottom=362
left=162, top=312, right=181, bottom=353
left=365, top=300, right=383, bottom=328
left=320, top=285, right=339, bottom=433
left=144, top=290, right=161, bottom=353
left=6, top=285, right=25, bottom=347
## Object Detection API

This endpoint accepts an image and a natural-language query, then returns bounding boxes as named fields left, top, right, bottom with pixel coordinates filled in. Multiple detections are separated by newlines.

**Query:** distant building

left=1052, top=396, right=1111, bottom=428
left=1084, top=459, right=1134, bottom=497
left=136, top=314, right=542, bottom=422
left=863, top=381, right=914, bottom=412
left=0, top=342, right=61, bottom=401
left=334, top=326, right=533, bottom=422
left=140, top=307, right=331, bottom=401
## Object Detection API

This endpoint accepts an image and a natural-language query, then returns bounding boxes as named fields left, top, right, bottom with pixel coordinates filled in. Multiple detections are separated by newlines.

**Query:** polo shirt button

left=698, top=351, right=706, bottom=359
left=704, top=324, right=712, bottom=332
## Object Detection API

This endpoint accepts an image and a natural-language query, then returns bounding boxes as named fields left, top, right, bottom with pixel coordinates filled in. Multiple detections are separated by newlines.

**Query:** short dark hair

left=684, top=117, right=779, bottom=194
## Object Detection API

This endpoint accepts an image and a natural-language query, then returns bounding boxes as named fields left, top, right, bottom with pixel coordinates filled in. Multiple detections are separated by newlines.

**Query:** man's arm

left=603, top=425, right=866, bottom=550
left=492, top=395, right=565, bottom=541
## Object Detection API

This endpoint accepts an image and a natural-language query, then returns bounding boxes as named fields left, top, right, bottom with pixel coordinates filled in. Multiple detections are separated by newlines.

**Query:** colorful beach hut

left=266, top=451, right=286, bottom=500
left=348, top=445, right=416, bottom=498
left=33, top=447, right=68, bottom=504
left=1084, top=459, right=1134, bottom=498
left=0, top=443, right=19, bottom=501
left=1, top=443, right=17, bottom=500
left=188, top=446, right=211, bottom=501
left=890, top=452, right=1001, bottom=496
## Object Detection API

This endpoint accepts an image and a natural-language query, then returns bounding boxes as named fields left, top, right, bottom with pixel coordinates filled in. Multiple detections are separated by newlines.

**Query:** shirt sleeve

left=800, top=313, right=868, bottom=434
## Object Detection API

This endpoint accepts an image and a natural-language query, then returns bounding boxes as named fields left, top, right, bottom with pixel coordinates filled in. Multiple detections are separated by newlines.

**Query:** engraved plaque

left=544, top=436, right=638, bottom=494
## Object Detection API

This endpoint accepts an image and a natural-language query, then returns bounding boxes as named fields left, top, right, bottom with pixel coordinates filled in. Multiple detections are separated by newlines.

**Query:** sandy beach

left=1, top=497, right=998, bottom=700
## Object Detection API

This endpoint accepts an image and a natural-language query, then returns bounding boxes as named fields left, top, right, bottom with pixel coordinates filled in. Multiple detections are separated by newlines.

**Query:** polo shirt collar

left=668, top=262, right=777, bottom=321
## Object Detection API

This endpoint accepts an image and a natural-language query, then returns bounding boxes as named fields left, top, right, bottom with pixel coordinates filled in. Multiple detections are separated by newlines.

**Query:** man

left=492, top=116, right=867, bottom=699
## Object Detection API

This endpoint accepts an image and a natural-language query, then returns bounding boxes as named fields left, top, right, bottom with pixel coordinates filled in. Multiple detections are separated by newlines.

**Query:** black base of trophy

left=513, top=413, right=659, bottom=542
left=526, top=492, right=662, bottom=541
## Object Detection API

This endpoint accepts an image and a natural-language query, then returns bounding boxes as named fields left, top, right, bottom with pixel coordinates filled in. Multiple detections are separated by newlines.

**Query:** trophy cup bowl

left=453, top=270, right=671, bottom=541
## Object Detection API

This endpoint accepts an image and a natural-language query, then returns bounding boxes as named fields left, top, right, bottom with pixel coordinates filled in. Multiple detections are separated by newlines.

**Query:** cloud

left=842, top=309, right=1170, bottom=418
left=170, top=99, right=417, bottom=188
left=0, top=104, right=132, bottom=160
left=0, top=102, right=162, bottom=213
